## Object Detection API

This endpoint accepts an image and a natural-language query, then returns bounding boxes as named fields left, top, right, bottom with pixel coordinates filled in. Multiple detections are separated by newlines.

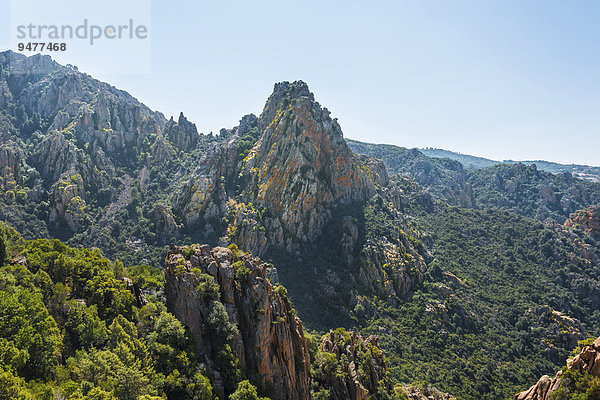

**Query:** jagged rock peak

left=164, top=112, right=199, bottom=150
left=269, top=80, right=314, bottom=105
left=259, top=80, right=316, bottom=131
left=240, top=80, right=382, bottom=250
left=274, top=80, right=312, bottom=96
left=0, top=50, right=63, bottom=76
left=238, top=113, right=258, bottom=136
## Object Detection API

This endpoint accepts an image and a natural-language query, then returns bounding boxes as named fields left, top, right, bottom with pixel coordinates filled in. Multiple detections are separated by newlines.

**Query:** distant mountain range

left=419, top=147, right=600, bottom=182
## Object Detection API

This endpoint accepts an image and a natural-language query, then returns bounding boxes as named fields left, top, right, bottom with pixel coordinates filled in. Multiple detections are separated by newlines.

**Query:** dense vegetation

left=355, top=205, right=600, bottom=400
left=0, top=222, right=279, bottom=400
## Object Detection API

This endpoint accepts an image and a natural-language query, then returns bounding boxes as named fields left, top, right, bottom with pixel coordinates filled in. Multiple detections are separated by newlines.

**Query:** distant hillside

left=468, top=163, right=600, bottom=222
left=419, top=148, right=500, bottom=170
left=346, top=139, right=474, bottom=207
left=349, top=141, right=600, bottom=223
left=504, top=159, right=600, bottom=183
left=420, top=147, right=600, bottom=182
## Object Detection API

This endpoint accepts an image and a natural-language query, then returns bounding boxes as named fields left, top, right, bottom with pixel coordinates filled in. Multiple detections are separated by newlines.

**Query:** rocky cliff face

left=514, top=337, right=600, bottom=400
left=565, top=206, right=600, bottom=240
left=0, top=141, right=22, bottom=194
left=164, top=244, right=311, bottom=400
left=172, top=136, right=239, bottom=230
left=238, top=81, right=378, bottom=251
left=0, top=50, right=219, bottom=246
left=36, top=130, right=108, bottom=232
left=315, top=330, right=389, bottom=400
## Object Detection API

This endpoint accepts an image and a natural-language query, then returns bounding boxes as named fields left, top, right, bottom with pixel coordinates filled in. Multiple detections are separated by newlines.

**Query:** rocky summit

left=173, top=80, right=386, bottom=255
left=239, top=81, right=377, bottom=251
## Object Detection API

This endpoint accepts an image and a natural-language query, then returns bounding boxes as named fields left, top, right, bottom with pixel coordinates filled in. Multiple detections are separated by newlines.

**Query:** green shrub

left=273, top=285, right=288, bottom=300
left=233, top=260, right=251, bottom=285
left=229, top=379, right=269, bottom=400
left=228, top=243, right=242, bottom=261
left=192, top=268, right=220, bottom=301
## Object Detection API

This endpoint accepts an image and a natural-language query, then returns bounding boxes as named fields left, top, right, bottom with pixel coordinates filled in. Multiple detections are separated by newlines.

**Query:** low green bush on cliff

left=550, top=368, right=600, bottom=400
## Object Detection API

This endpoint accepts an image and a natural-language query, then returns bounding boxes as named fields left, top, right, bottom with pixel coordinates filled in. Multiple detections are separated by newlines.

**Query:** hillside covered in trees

left=1, top=52, right=600, bottom=400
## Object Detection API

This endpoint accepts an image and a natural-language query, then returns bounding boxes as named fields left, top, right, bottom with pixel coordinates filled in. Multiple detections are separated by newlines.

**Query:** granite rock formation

left=514, top=337, right=600, bottom=400
left=238, top=81, right=378, bottom=251
left=316, top=330, right=389, bottom=400
left=164, top=244, right=311, bottom=400
left=565, top=206, right=600, bottom=240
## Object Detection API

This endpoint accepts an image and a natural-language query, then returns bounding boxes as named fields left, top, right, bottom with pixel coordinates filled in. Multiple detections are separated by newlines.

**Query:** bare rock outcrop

left=565, top=206, right=600, bottom=240
left=514, top=337, right=600, bottom=400
left=402, top=385, right=457, bottom=400
left=314, top=329, right=389, bottom=400
left=239, top=81, right=377, bottom=251
left=164, top=112, right=199, bottom=151
left=152, top=203, right=179, bottom=242
left=48, top=173, right=87, bottom=231
left=36, top=131, right=107, bottom=232
left=164, top=244, right=310, bottom=400
left=172, top=137, right=239, bottom=230
left=0, top=142, right=22, bottom=192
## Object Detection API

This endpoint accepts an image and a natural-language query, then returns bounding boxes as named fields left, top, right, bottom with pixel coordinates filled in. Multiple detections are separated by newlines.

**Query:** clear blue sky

left=2, top=0, right=599, bottom=165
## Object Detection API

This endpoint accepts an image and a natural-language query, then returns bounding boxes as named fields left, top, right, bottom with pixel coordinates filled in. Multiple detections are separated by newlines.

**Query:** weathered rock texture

left=239, top=81, right=378, bottom=251
left=164, top=244, right=310, bottom=400
left=172, top=137, right=239, bottom=229
left=514, top=336, right=600, bottom=400
left=315, top=329, right=390, bottom=400
left=0, top=141, right=22, bottom=192
left=565, top=206, right=600, bottom=240
left=164, top=112, right=199, bottom=151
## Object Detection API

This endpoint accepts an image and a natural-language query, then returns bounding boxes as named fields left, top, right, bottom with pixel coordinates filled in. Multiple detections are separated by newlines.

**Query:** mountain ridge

left=420, top=147, right=600, bottom=181
left=1, top=52, right=600, bottom=400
